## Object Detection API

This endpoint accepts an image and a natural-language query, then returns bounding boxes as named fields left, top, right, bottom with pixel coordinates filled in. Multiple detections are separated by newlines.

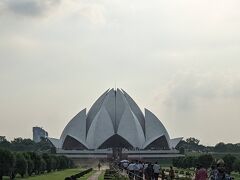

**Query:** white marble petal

left=47, top=137, right=61, bottom=149
left=145, top=109, right=170, bottom=148
left=86, top=89, right=109, bottom=132
left=117, top=105, right=145, bottom=148
left=170, top=137, right=183, bottom=149
left=60, top=108, right=87, bottom=148
left=86, top=107, right=115, bottom=149
left=121, top=89, right=145, bottom=133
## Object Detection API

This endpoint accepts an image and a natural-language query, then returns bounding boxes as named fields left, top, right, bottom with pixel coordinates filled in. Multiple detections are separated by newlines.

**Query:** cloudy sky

left=0, top=0, right=240, bottom=145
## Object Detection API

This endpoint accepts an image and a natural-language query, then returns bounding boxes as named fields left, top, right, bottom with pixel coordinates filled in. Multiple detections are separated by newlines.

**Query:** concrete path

left=87, top=170, right=102, bottom=180
left=87, top=165, right=109, bottom=180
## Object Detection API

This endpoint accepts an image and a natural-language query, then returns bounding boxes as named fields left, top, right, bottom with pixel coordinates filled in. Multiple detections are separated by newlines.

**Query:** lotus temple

left=48, top=88, right=183, bottom=160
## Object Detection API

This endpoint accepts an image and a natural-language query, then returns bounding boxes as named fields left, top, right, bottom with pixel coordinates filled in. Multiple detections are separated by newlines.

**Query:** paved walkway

left=87, top=170, right=102, bottom=180
left=87, top=165, right=108, bottom=180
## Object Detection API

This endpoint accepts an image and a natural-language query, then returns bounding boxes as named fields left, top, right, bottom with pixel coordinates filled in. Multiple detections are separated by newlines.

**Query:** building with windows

left=33, top=127, right=48, bottom=143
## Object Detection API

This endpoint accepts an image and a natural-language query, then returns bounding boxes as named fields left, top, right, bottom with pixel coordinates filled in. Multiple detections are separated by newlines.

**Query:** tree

left=58, top=156, right=69, bottom=170
left=215, top=142, right=227, bottom=152
left=223, top=154, right=236, bottom=174
left=179, top=147, right=185, bottom=154
left=51, top=155, right=59, bottom=171
left=0, top=138, right=11, bottom=149
left=0, top=149, right=15, bottom=180
left=28, top=152, right=42, bottom=175
left=40, top=158, right=46, bottom=174
left=23, top=152, right=34, bottom=176
left=15, top=153, right=27, bottom=178
left=42, top=153, right=53, bottom=172
left=233, top=159, right=240, bottom=173
left=197, top=154, right=213, bottom=169
left=186, top=137, right=200, bottom=145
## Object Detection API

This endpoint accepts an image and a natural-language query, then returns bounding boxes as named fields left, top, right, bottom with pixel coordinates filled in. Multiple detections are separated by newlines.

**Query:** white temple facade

left=48, top=88, right=183, bottom=159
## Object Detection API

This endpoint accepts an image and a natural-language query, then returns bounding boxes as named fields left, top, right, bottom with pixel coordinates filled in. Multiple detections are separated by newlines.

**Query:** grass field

left=3, top=168, right=83, bottom=180
left=98, top=170, right=105, bottom=180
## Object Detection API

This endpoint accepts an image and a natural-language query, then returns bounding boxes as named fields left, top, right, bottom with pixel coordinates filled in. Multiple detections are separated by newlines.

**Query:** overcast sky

left=0, top=0, right=240, bottom=145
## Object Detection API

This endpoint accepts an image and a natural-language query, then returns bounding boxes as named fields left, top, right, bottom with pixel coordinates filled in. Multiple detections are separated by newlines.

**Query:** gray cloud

left=2, top=0, right=60, bottom=16
left=160, top=71, right=240, bottom=110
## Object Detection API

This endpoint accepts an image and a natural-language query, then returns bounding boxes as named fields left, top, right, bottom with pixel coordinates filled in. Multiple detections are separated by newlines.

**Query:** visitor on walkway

left=133, top=161, right=140, bottom=180
left=209, top=165, right=218, bottom=180
left=169, top=166, right=175, bottom=180
left=127, top=161, right=135, bottom=180
left=137, top=161, right=144, bottom=180
left=144, top=162, right=149, bottom=179
left=98, top=162, right=101, bottom=171
left=210, top=159, right=232, bottom=180
left=123, top=161, right=129, bottom=171
left=153, top=162, right=160, bottom=180
left=145, top=162, right=154, bottom=180
left=195, top=164, right=208, bottom=180
left=161, top=169, right=165, bottom=180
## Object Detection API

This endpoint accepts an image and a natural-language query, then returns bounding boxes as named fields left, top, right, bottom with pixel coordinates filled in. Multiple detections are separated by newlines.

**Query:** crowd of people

left=196, top=159, right=233, bottom=180
left=118, top=160, right=175, bottom=180
left=117, top=159, right=233, bottom=180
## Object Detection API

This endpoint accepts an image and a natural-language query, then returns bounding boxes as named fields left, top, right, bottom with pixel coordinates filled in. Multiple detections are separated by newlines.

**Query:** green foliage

left=42, top=153, right=53, bottom=172
left=179, top=147, right=185, bottom=154
left=223, top=154, right=236, bottom=173
left=197, top=154, right=213, bottom=169
left=172, top=156, right=198, bottom=169
left=0, top=150, right=74, bottom=179
left=214, top=143, right=240, bottom=153
left=233, top=159, right=240, bottom=173
left=15, top=152, right=28, bottom=178
left=173, top=154, right=213, bottom=169
left=0, top=148, right=15, bottom=179
left=28, top=152, right=42, bottom=174
left=58, top=155, right=72, bottom=170
left=0, top=137, right=53, bottom=153
left=186, top=137, right=200, bottom=145
left=176, top=137, right=240, bottom=153
left=22, top=152, right=34, bottom=176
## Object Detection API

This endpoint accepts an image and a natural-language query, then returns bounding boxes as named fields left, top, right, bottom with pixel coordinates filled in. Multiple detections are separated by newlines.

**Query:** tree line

left=172, top=154, right=240, bottom=174
left=0, top=136, right=54, bottom=153
left=177, top=137, right=240, bottom=153
left=0, top=148, right=74, bottom=180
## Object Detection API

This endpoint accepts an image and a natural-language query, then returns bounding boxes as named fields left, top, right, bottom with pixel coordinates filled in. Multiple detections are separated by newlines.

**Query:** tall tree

left=0, top=149, right=15, bottom=180
left=15, top=153, right=27, bottom=178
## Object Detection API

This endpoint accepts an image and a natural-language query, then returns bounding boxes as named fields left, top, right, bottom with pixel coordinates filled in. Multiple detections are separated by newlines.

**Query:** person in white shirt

left=127, top=162, right=135, bottom=180
left=133, top=161, right=140, bottom=180
left=153, top=162, right=160, bottom=180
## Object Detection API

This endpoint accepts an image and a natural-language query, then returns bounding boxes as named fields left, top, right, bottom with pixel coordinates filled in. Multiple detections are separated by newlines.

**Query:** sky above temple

left=0, top=0, right=240, bottom=145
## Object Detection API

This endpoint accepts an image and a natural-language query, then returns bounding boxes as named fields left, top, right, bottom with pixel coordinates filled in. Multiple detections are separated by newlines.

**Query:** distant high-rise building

left=33, top=127, right=48, bottom=143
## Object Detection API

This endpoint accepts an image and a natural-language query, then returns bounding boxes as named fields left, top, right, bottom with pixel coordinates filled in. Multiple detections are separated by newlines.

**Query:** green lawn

left=3, top=168, right=82, bottom=180
left=232, top=172, right=240, bottom=180
left=98, top=170, right=105, bottom=180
